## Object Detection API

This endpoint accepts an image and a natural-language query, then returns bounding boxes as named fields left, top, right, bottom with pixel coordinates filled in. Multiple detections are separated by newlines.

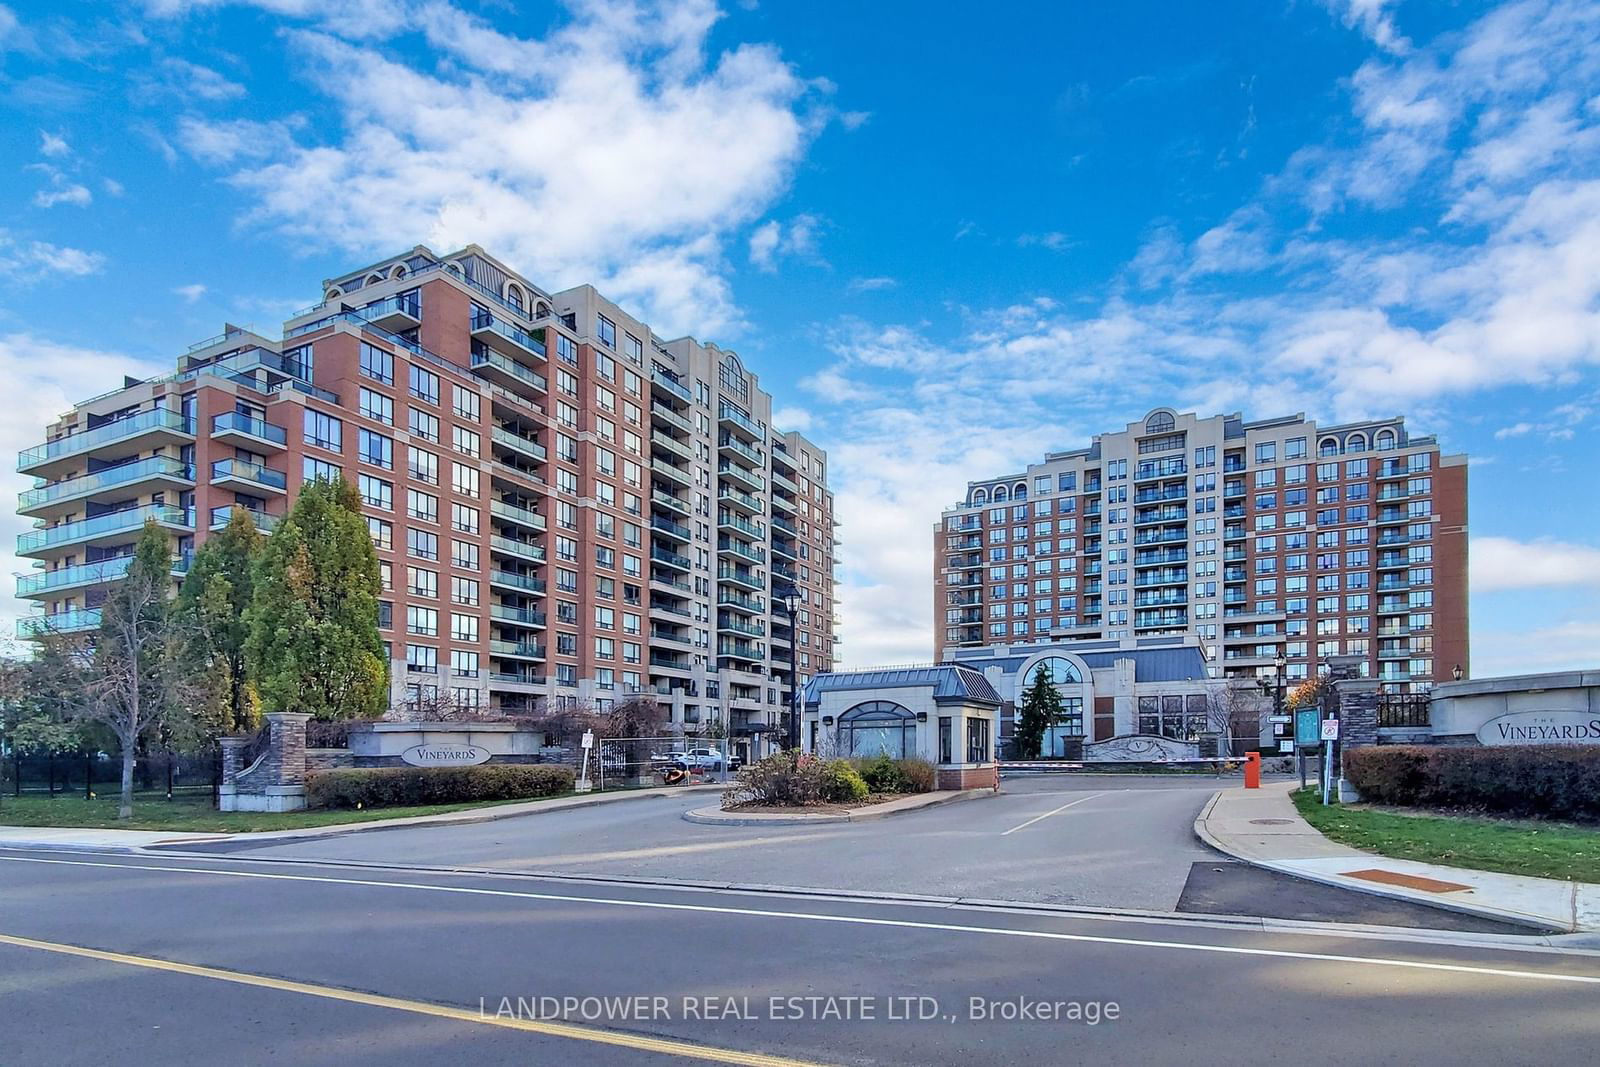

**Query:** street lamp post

left=777, top=582, right=801, bottom=753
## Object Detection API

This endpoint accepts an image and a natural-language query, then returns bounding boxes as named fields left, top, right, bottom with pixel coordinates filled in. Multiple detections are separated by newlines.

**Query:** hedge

left=1343, top=745, right=1600, bottom=821
left=306, top=764, right=575, bottom=810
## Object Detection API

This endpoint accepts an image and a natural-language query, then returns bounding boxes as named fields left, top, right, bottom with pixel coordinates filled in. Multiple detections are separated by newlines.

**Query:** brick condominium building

left=16, top=245, right=838, bottom=757
left=934, top=408, right=1466, bottom=692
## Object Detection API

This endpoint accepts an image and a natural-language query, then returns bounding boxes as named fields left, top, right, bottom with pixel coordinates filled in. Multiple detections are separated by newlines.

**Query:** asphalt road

left=3, top=847, right=1597, bottom=1066
left=179, top=776, right=1225, bottom=912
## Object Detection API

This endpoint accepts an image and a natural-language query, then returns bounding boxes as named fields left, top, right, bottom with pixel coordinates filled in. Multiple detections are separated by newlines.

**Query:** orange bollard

left=1244, top=750, right=1261, bottom=789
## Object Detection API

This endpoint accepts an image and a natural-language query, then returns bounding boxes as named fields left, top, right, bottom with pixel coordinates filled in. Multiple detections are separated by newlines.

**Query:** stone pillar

left=266, top=712, right=312, bottom=785
left=1335, top=679, right=1380, bottom=750
left=219, top=736, right=248, bottom=785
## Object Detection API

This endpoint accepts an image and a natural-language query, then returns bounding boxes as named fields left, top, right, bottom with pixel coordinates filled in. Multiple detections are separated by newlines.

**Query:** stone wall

left=219, top=713, right=311, bottom=812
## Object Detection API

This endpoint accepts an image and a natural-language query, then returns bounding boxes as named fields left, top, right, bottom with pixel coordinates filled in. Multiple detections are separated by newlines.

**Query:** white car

left=669, top=748, right=737, bottom=772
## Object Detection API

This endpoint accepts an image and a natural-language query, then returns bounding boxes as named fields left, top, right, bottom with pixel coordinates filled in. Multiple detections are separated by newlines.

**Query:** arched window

left=1345, top=433, right=1367, bottom=453
left=1318, top=437, right=1340, bottom=457
left=836, top=701, right=916, bottom=759
left=1014, top=481, right=1028, bottom=500
left=1024, top=656, right=1083, bottom=686
left=325, top=287, right=342, bottom=301
left=1375, top=430, right=1396, bottom=451
left=1146, top=411, right=1175, bottom=434
left=390, top=265, right=407, bottom=280
left=971, top=488, right=988, bottom=506
left=535, top=302, right=552, bottom=318
left=993, top=485, right=1008, bottom=502
left=506, top=284, right=524, bottom=311
left=365, top=274, right=383, bottom=286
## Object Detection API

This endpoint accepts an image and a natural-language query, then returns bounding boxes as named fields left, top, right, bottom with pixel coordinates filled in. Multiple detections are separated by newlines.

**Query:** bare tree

left=1205, top=683, right=1269, bottom=757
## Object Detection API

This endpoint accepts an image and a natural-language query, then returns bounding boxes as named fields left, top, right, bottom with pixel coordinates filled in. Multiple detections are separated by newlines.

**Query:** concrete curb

left=1193, top=790, right=1569, bottom=934
left=0, top=783, right=729, bottom=853
left=683, top=788, right=993, bottom=826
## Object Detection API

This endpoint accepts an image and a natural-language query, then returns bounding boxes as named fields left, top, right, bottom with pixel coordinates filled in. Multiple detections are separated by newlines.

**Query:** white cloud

left=839, top=110, right=870, bottom=130
left=37, top=129, right=68, bottom=157
left=770, top=405, right=811, bottom=431
left=32, top=181, right=91, bottom=208
left=0, top=335, right=167, bottom=640
left=1016, top=231, right=1077, bottom=252
left=1471, top=619, right=1600, bottom=676
left=0, top=233, right=105, bottom=277
left=748, top=220, right=781, bottom=272
left=173, top=283, right=207, bottom=302
left=846, top=276, right=896, bottom=292
left=1494, top=422, right=1533, bottom=438
left=1472, top=536, right=1600, bottom=591
left=1319, top=0, right=1411, bottom=55
left=102, top=177, right=125, bottom=197
left=747, top=214, right=824, bottom=273
left=172, top=1, right=826, bottom=337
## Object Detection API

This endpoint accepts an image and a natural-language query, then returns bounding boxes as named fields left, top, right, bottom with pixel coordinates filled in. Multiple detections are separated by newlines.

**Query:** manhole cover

left=1249, top=818, right=1293, bottom=825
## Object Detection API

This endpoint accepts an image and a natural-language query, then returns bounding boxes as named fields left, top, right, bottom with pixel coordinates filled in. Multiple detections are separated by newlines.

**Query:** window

left=966, top=716, right=991, bottom=763
left=409, top=407, right=440, bottom=443
left=407, top=567, right=438, bottom=599
left=597, top=314, right=616, bottom=348
left=408, top=447, right=439, bottom=485
left=360, top=342, right=393, bottom=385
left=358, top=428, right=393, bottom=469
left=1256, top=442, right=1276, bottom=463
left=405, top=644, right=437, bottom=674
left=367, top=517, right=392, bottom=551
left=626, top=334, right=643, bottom=363
left=451, top=650, right=479, bottom=678
left=451, top=539, right=478, bottom=569
left=407, top=528, right=437, bottom=561
left=451, top=462, right=479, bottom=498
left=453, top=426, right=480, bottom=458
left=304, top=409, right=343, bottom=451
left=409, top=364, right=440, bottom=405
left=836, top=701, right=916, bottom=759
left=359, top=387, right=393, bottom=425
left=451, top=613, right=479, bottom=643
left=453, top=385, right=480, bottom=423
left=358, top=473, right=392, bottom=511
left=406, top=606, right=437, bottom=636
left=1023, top=656, right=1082, bottom=686
left=304, top=456, right=342, bottom=483
left=451, top=502, right=479, bottom=534
left=451, top=576, right=479, bottom=606
left=407, top=488, right=438, bottom=523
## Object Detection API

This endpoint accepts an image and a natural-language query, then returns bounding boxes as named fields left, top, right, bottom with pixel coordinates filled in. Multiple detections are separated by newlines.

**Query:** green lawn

left=1291, top=788, right=1600, bottom=884
left=0, top=788, right=593, bottom=833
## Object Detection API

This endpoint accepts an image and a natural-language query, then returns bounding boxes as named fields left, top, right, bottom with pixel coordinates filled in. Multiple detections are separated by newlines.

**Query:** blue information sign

left=1294, top=708, right=1321, bottom=748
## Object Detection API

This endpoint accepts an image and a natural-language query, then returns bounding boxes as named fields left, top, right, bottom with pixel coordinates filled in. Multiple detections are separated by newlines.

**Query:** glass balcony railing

left=17, top=504, right=193, bottom=554
left=18, top=408, right=194, bottom=471
left=211, top=411, right=289, bottom=446
left=470, top=309, right=547, bottom=358
left=490, top=569, right=547, bottom=593
left=16, top=608, right=103, bottom=638
left=21, top=457, right=194, bottom=510
left=211, top=458, right=287, bottom=491
left=209, top=505, right=280, bottom=532
left=471, top=343, right=548, bottom=393
left=717, top=402, right=764, bottom=440
left=650, top=368, right=691, bottom=402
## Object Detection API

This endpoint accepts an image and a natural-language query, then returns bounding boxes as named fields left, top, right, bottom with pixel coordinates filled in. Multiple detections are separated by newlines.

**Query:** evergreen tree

left=1015, top=667, right=1067, bottom=759
left=245, top=478, right=386, bottom=721
left=173, top=508, right=263, bottom=734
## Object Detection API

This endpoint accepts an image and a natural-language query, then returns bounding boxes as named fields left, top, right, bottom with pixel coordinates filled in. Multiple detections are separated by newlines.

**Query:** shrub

left=822, top=761, right=869, bottom=803
left=1343, top=745, right=1600, bottom=821
left=897, top=758, right=937, bottom=794
left=725, top=751, right=824, bottom=808
left=306, top=764, right=574, bottom=810
left=856, top=754, right=906, bottom=794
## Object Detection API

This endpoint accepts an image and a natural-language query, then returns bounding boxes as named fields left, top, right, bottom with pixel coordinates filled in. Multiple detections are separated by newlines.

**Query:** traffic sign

left=1321, top=719, right=1340, bottom=741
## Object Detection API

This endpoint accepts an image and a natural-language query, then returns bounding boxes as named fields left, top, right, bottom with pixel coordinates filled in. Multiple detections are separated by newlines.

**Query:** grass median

left=1291, top=787, right=1600, bottom=884
left=0, top=788, right=599, bottom=833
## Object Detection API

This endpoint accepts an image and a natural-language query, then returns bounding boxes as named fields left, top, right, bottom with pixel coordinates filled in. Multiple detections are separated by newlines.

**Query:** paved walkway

left=0, top=783, right=726, bottom=853
left=1196, top=780, right=1600, bottom=933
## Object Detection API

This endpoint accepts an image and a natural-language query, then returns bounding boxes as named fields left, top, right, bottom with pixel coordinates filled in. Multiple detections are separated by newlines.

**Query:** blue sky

left=2, top=0, right=1598, bottom=672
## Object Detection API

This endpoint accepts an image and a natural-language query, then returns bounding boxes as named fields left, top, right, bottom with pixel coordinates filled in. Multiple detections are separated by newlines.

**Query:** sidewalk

left=0, top=782, right=726, bottom=854
left=1195, top=780, right=1600, bottom=934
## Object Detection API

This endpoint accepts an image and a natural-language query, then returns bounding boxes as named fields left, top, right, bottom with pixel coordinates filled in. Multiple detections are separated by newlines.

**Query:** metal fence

left=1377, top=694, right=1432, bottom=728
left=2, top=750, right=221, bottom=801
left=572, top=736, right=738, bottom=791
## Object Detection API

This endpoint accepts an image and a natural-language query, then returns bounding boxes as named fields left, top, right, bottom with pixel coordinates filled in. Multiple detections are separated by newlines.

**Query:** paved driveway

left=179, top=776, right=1224, bottom=912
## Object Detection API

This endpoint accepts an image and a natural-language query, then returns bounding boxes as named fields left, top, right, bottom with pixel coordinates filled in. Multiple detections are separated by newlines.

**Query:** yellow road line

left=0, top=932, right=832, bottom=1067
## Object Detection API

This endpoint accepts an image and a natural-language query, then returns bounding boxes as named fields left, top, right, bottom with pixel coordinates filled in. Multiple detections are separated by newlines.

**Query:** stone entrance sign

left=1476, top=711, right=1600, bottom=746
left=400, top=743, right=491, bottom=767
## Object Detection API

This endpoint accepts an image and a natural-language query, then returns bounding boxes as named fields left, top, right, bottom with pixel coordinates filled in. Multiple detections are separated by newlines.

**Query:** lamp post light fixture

left=1452, top=663, right=1464, bottom=682
left=776, top=581, right=802, bottom=753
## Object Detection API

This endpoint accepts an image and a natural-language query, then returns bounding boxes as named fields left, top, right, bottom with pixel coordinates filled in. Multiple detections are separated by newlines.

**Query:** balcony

left=1134, top=569, right=1188, bottom=587
left=1134, top=610, right=1188, bottom=628
left=770, top=537, right=797, bottom=562
left=1133, top=591, right=1187, bottom=608
left=651, top=429, right=694, bottom=463
left=717, top=460, right=764, bottom=492
left=650, top=368, right=692, bottom=403
left=1134, top=549, right=1187, bottom=566
left=651, top=516, right=691, bottom=542
left=488, top=671, right=546, bottom=691
left=492, top=426, right=547, bottom=463
left=770, top=468, right=801, bottom=496
left=1134, top=459, right=1186, bottom=482
left=209, top=505, right=279, bottom=533
left=490, top=569, right=546, bottom=594
left=717, top=432, right=763, bottom=467
left=718, top=614, right=766, bottom=638
left=490, top=499, right=545, bottom=532
left=769, top=489, right=795, bottom=513
left=1133, top=529, right=1187, bottom=546
left=20, top=456, right=195, bottom=516
left=651, top=547, right=691, bottom=572
left=1133, top=487, right=1187, bottom=505
left=648, top=401, right=693, bottom=436
left=718, top=512, right=765, bottom=539
left=717, top=564, right=763, bottom=591
left=717, top=637, right=765, bottom=661
left=718, top=402, right=763, bottom=442
left=490, top=639, right=545, bottom=661
left=650, top=623, right=693, bottom=645
left=652, top=453, right=692, bottom=486
left=355, top=291, right=421, bottom=332
left=946, top=553, right=983, bottom=570
left=718, top=486, right=762, bottom=516
left=948, top=535, right=982, bottom=550
left=211, top=411, right=288, bottom=452
left=719, top=589, right=765, bottom=615
left=652, top=489, right=689, bottom=516
left=16, top=609, right=104, bottom=638
left=210, top=457, right=287, bottom=494
left=1134, top=506, right=1187, bottom=526
left=470, top=308, right=546, bottom=361
left=490, top=604, right=547, bottom=628
left=650, top=651, right=691, bottom=671
left=718, top=537, right=765, bottom=565
left=470, top=343, right=547, bottom=396
left=490, top=534, right=546, bottom=563
left=20, top=407, right=195, bottom=477
left=18, top=503, right=194, bottom=557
